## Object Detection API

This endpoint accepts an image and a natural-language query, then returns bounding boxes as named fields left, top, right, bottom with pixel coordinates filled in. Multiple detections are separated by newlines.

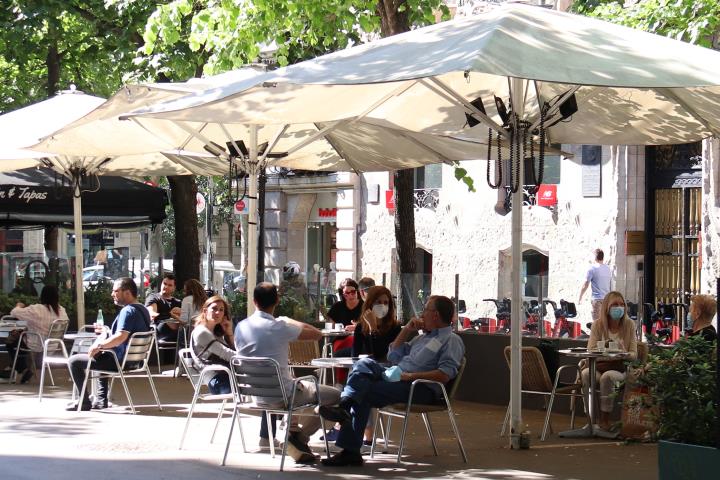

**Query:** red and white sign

left=196, top=192, right=206, bottom=214
left=385, top=190, right=395, bottom=210
left=536, top=184, right=557, bottom=207
left=318, top=208, right=337, bottom=218
left=234, top=199, right=248, bottom=215
left=309, top=192, right=337, bottom=223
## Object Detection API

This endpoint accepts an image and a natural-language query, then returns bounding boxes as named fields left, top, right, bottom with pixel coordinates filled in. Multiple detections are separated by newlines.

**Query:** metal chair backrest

left=45, top=319, right=69, bottom=353
left=121, top=331, right=155, bottom=370
left=288, top=340, right=320, bottom=367
left=230, top=356, right=288, bottom=407
left=446, top=357, right=467, bottom=401
left=504, top=346, right=553, bottom=393
left=178, top=347, right=201, bottom=388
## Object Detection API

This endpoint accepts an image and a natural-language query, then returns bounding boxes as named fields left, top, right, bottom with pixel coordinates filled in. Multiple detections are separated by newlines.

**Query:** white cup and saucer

left=606, top=341, right=621, bottom=353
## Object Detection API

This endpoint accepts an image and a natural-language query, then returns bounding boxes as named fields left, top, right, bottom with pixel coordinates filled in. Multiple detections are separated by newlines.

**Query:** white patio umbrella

left=121, top=3, right=720, bottom=446
left=0, top=88, right=225, bottom=327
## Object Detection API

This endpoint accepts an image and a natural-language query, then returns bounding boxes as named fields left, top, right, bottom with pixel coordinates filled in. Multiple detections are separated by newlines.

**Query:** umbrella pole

left=509, top=77, right=525, bottom=449
left=73, top=185, right=85, bottom=329
left=246, top=125, right=259, bottom=317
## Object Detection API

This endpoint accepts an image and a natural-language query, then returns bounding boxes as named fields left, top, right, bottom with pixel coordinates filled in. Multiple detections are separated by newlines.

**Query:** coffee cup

left=608, top=341, right=619, bottom=351
left=336, top=324, right=345, bottom=332
left=325, top=322, right=333, bottom=331
left=595, top=342, right=605, bottom=353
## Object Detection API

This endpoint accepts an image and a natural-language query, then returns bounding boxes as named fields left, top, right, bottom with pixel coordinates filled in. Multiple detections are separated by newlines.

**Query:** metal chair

left=370, top=358, right=468, bottom=464
left=501, top=346, right=586, bottom=441
left=11, top=318, right=69, bottom=385
left=178, top=347, right=235, bottom=449
left=152, top=321, right=187, bottom=375
left=77, top=331, right=161, bottom=414
left=222, top=356, right=330, bottom=471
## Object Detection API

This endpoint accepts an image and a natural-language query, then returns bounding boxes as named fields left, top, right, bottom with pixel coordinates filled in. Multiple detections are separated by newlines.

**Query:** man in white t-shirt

left=579, top=248, right=612, bottom=322
left=234, top=282, right=341, bottom=464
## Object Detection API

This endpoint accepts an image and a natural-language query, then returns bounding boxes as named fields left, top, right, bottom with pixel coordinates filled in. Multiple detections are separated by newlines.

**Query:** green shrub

left=639, top=335, right=718, bottom=446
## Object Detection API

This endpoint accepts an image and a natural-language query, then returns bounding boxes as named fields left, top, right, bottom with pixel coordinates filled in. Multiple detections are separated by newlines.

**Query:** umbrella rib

left=125, top=116, right=190, bottom=151
left=318, top=125, right=363, bottom=174
left=396, top=131, right=454, bottom=166
left=260, top=124, right=289, bottom=163
left=656, top=88, right=720, bottom=137
left=351, top=80, right=419, bottom=121
left=285, top=120, right=352, bottom=156
left=425, top=77, right=506, bottom=136
left=173, top=121, right=230, bottom=160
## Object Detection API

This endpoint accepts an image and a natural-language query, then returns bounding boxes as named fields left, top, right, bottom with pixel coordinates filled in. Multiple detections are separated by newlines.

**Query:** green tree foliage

left=572, top=0, right=720, bottom=49
left=0, top=0, right=154, bottom=112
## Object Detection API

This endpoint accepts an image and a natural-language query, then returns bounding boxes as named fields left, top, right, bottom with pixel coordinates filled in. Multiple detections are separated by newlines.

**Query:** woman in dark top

left=353, top=285, right=401, bottom=362
left=327, top=278, right=363, bottom=359
left=687, top=294, right=717, bottom=342
left=327, top=278, right=363, bottom=330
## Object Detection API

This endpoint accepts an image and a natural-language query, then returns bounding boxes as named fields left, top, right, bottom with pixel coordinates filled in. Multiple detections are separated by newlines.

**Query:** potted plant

left=638, top=335, right=718, bottom=479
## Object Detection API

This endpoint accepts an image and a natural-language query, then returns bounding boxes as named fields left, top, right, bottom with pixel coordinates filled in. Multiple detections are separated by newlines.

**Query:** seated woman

left=353, top=285, right=402, bottom=362
left=180, top=279, right=207, bottom=329
left=5, top=285, right=69, bottom=383
left=581, top=290, right=638, bottom=430
left=353, top=285, right=402, bottom=444
left=687, top=294, right=717, bottom=342
left=190, top=296, right=235, bottom=394
left=326, top=278, right=364, bottom=358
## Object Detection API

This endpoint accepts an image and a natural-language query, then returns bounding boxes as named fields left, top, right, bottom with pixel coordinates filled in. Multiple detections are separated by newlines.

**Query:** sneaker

left=319, top=405, right=352, bottom=426
left=321, top=449, right=364, bottom=467
left=258, top=437, right=280, bottom=448
left=320, top=428, right=340, bottom=442
left=91, top=399, right=109, bottom=410
left=66, top=401, right=91, bottom=412
left=20, top=369, right=33, bottom=384
left=284, top=433, right=315, bottom=464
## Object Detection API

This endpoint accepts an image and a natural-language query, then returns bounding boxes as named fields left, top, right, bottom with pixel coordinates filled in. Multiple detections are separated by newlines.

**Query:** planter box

left=658, top=440, right=720, bottom=480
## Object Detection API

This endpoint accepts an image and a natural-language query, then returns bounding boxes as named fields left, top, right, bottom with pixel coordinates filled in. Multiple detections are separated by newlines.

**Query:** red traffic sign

left=235, top=200, right=245, bottom=211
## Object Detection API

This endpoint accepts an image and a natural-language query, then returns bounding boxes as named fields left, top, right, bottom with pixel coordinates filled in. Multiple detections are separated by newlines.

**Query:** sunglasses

left=343, top=290, right=357, bottom=296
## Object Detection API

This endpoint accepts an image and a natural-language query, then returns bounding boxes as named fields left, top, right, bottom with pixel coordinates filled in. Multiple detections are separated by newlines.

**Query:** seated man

left=67, top=277, right=151, bottom=411
left=320, top=295, right=464, bottom=466
left=145, top=272, right=182, bottom=341
left=234, top=282, right=341, bottom=464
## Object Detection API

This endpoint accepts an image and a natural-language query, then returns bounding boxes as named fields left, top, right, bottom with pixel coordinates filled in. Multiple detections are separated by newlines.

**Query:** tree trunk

left=167, top=175, right=201, bottom=288
left=377, top=1, right=415, bottom=321
left=394, top=169, right=417, bottom=322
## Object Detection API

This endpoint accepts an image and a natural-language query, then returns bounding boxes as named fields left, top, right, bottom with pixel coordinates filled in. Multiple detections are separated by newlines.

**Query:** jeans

left=336, top=358, right=436, bottom=452
left=68, top=351, right=119, bottom=404
left=208, top=371, right=231, bottom=394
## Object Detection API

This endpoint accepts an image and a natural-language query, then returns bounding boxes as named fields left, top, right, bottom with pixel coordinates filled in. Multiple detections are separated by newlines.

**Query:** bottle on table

left=95, top=309, right=105, bottom=334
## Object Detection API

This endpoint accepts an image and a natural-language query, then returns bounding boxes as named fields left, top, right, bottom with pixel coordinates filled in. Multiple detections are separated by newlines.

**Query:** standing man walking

left=579, top=248, right=612, bottom=322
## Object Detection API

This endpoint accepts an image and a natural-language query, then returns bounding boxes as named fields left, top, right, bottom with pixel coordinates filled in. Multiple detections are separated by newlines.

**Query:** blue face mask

left=609, top=306, right=625, bottom=320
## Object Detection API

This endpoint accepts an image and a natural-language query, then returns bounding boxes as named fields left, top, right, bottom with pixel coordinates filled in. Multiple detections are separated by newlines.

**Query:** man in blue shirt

left=67, top=277, right=151, bottom=411
left=320, top=295, right=465, bottom=466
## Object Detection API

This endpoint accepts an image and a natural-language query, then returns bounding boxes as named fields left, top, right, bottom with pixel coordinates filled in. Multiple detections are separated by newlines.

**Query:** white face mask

left=372, top=304, right=389, bottom=319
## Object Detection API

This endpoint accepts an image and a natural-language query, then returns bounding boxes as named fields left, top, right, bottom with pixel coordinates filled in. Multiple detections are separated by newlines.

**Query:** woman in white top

left=190, top=295, right=235, bottom=394
left=180, top=279, right=207, bottom=326
left=7, top=285, right=68, bottom=382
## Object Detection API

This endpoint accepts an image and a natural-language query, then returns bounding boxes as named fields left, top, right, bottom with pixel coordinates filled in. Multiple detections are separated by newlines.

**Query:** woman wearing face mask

left=353, top=286, right=402, bottom=362
left=581, top=290, right=638, bottom=430
left=687, top=294, right=717, bottom=342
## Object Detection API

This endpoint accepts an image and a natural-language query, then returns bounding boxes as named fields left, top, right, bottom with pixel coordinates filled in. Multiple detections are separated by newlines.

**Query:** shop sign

left=196, top=192, right=206, bottom=213
left=536, top=184, right=557, bottom=207
left=309, top=192, right=337, bottom=223
left=385, top=190, right=395, bottom=211
left=0, top=186, right=51, bottom=204
left=233, top=199, right=248, bottom=215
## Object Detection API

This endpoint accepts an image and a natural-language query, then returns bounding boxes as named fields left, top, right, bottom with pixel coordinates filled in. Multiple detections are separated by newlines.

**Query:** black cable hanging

left=486, top=127, right=502, bottom=189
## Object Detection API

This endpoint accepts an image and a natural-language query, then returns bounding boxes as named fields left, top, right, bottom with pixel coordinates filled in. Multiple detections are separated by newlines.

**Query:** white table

left=311, top=356, right=359, bottom=384
left=320, top=329, right=352, bottom=357
left=558, top=348, right=631, bottom=439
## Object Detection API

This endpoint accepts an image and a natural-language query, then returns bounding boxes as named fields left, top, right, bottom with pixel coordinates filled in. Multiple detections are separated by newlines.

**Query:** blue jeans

left=336, top=358, right=436, bottom=452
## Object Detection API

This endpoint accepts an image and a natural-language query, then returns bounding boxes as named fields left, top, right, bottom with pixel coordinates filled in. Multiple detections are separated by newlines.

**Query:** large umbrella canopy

left=0, top=167, right=167, bottom=229
left=124, top=3, right=720, bottom=447
left=0, top=88, right=222, bottom=327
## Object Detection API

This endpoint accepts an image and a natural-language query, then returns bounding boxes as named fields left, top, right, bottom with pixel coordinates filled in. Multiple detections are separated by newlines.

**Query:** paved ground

left=0, top=367, right=657, bottom=480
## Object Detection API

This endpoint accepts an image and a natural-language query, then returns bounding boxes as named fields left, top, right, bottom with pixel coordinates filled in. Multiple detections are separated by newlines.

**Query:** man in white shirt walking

left=579, top=248, right=612, bottom=322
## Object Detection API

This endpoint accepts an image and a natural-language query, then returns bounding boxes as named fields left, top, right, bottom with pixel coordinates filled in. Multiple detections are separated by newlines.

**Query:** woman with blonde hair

left=190, top=295, right=235, bottom=394
left=687, top=294, right=717, bottom=342
left=582, top=290, right=638, bottom=430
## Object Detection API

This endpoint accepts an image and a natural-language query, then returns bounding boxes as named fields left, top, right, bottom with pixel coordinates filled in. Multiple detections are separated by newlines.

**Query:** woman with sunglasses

left=326, top=278, right=364, bottom=334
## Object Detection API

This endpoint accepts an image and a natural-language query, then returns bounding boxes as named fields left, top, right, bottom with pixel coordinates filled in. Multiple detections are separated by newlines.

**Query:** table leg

left=559, top=357, right=596, bottom=438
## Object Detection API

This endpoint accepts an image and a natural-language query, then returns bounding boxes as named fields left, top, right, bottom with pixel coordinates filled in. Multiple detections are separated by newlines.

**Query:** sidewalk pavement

left=0, top=368, right=657, bottom=480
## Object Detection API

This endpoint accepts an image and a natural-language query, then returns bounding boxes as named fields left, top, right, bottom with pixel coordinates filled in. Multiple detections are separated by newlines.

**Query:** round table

left=558, top=348, right=632, bottom=439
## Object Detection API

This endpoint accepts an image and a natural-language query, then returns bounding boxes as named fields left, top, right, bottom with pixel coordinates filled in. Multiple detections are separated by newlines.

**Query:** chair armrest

left=18, top=331, right=43, bottom=351
left=554, top=364, right=582, bottom=387
left=408, top=378, right=449, bottom=406
left=43, top=337, right=69, bottom=357
left=198, top=363, right=232, bottom=383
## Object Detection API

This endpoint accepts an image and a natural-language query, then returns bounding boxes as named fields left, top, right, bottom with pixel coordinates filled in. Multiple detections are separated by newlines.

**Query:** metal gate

left=653, top=185, right=701, bottom=308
